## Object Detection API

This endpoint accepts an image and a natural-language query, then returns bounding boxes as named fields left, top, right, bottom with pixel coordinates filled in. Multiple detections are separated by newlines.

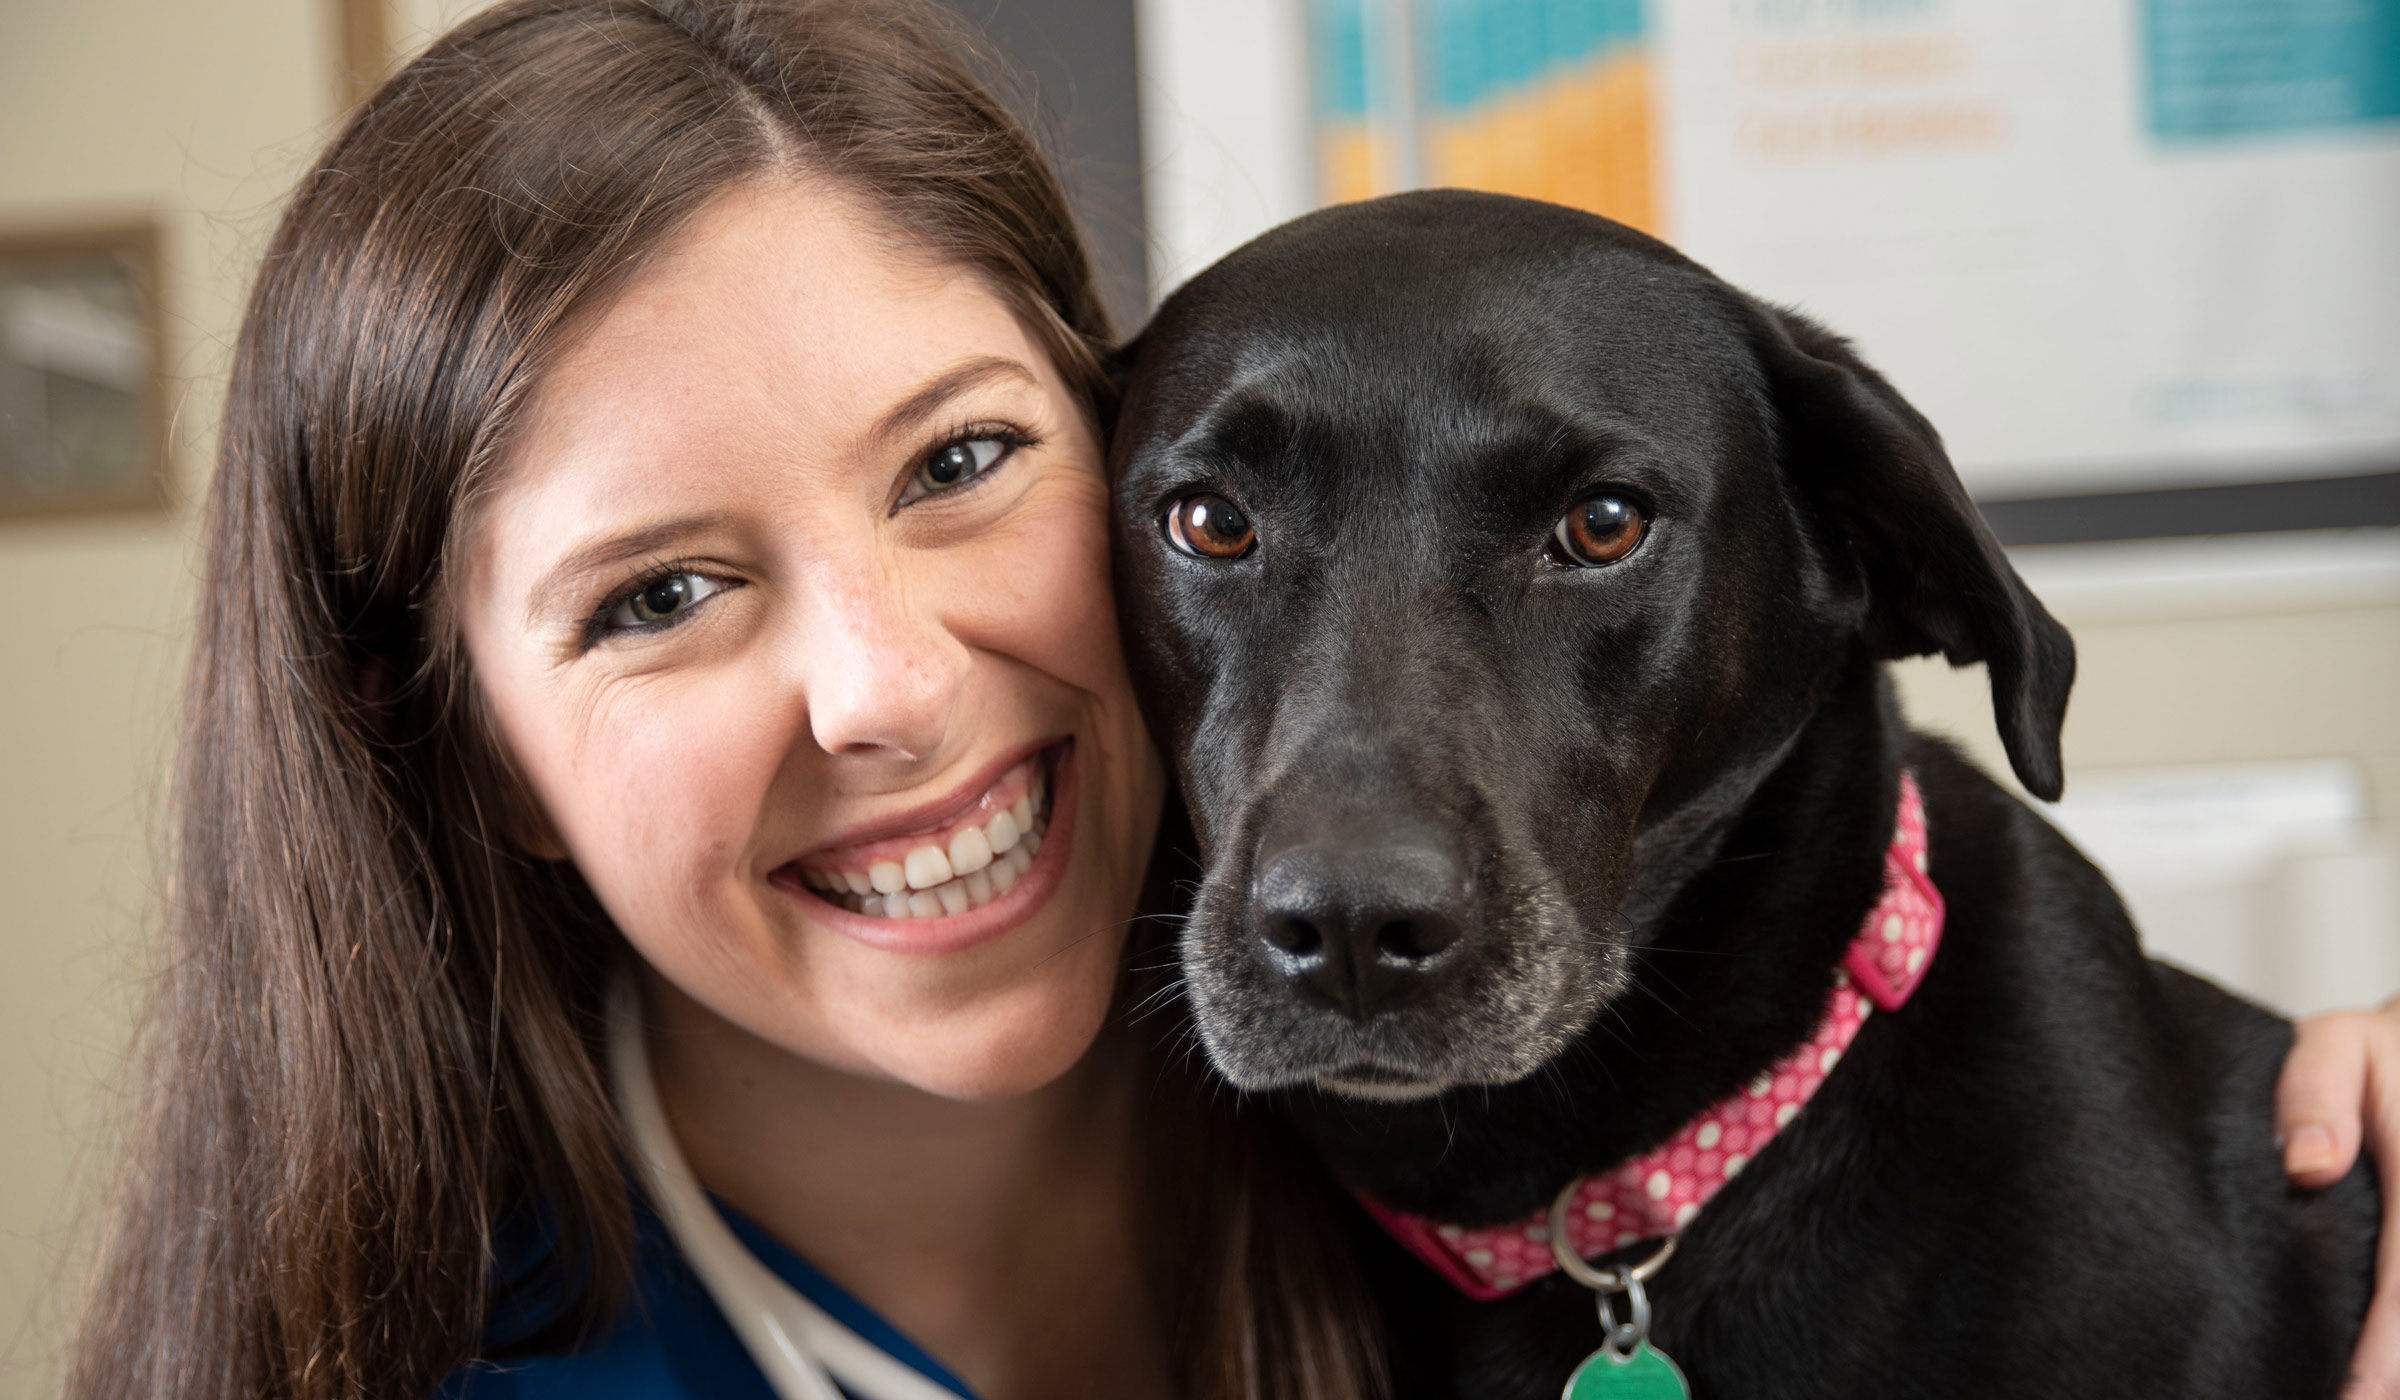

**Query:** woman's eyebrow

left=525, top=513, right=729, bottom=623
left=869, top=355, right=1039, bottom=446
left=517, top=359, right=1037, bottom=623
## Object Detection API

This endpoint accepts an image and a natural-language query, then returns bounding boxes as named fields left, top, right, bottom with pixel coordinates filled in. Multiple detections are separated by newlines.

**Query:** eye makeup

left=578, top=559, right=741, bottom=651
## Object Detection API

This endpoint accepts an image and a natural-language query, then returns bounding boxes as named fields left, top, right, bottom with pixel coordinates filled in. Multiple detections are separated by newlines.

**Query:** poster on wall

left=1307, top=0, right=2400, bottom=498
left=1313, top=0, right=1660, bottom=229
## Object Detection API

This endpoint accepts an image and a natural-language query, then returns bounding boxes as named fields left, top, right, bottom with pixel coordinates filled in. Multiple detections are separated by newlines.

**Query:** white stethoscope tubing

left=607, top=984, right=964, bottom=1400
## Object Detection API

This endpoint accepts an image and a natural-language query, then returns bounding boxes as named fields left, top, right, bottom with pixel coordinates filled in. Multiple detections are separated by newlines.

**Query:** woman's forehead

left=484, top=190, right=1043, bottom=495
left=535, top=183, right=1034, bottom=434
left=454, top=181, right=1084, bottom=613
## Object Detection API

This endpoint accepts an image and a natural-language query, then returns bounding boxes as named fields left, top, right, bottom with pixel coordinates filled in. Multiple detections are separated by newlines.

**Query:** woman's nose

left=794, top=568, right=969, bottom=762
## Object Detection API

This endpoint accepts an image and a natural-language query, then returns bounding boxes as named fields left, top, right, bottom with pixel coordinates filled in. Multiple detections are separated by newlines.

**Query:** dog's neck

left=1353, top=771, right=1939, bottom=1297
left=1273, top=649, right=1907, bottom=1225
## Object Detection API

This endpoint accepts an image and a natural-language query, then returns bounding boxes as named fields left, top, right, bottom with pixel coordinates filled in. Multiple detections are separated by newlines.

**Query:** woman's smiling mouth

left=769, top=741, right=1076, bottom=950
left=795, top=754, right=1051, bottom=917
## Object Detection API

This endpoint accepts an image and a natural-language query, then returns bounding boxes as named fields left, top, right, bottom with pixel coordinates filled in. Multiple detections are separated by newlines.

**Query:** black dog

left=1110, top=190, right=2379, bottom=1398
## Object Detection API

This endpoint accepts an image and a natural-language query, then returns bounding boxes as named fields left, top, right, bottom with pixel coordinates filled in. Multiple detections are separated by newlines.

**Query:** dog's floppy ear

left=1742, top=298, right=2076, bottom=800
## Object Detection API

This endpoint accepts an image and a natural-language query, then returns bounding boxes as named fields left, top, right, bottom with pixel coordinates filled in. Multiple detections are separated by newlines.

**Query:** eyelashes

left=581, top=561, right=736, bottom=650
left=572, top=422, right=1045, bottom=652
left=894, top=422, right=1039, bottom=510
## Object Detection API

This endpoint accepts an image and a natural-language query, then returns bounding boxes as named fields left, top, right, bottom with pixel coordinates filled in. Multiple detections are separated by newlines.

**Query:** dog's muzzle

left=1180, top=804, right=1616, bottom=1098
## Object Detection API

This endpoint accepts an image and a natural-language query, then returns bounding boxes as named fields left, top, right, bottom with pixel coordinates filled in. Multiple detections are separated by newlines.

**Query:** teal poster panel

left=2145, top=0, right=2400, bottom=139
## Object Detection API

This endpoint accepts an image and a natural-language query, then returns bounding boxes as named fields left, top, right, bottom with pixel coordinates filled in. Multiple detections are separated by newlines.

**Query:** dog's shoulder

left=1902, top=729, right=2380, bottom=1362
left=2144, top=958, right=2383, bottom=1325
left=1902, top=731, right=2144, bottom=966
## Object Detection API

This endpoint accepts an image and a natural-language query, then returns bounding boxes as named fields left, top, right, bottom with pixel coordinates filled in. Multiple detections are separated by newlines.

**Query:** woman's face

left=459, top=181, right=1164, bottom=1100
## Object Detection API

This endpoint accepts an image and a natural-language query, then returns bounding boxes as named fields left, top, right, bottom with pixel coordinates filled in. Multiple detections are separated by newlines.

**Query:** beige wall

left=1896, top=556, right=2400, bottom=825
left=0, top=0, right=335, bottom=1392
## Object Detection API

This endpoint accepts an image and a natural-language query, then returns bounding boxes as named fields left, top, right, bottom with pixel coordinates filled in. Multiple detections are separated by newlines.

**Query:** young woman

left=65, top=2, right=2400, bottom=1398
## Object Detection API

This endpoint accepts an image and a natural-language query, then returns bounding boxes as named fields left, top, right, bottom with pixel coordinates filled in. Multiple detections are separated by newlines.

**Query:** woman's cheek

left=547, top=664, right=795, bottom=930
left=983, top=474, right=1122, bottom=689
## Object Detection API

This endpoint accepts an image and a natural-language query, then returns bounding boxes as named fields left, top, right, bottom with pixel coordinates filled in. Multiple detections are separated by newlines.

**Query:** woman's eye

left=906, top=437, right=1007, bottom=500
left=604, top=571, right=727, bottom=631
left=1165, top=493, right=1256, bottom=560
left=1551, top=494, right=1646, bottom=568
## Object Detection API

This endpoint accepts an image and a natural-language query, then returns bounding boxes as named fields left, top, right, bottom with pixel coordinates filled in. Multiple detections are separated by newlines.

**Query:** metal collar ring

left=1546, top=1178, right=1680, bottom=1294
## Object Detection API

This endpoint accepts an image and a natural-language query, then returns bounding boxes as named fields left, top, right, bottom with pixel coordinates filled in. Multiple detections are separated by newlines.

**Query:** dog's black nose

left=1252, top=844, right=1470, bottom=1019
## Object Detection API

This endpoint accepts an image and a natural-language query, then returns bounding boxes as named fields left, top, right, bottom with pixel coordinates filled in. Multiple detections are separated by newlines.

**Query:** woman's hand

left=2278, top=997, right=2400, bottom=1399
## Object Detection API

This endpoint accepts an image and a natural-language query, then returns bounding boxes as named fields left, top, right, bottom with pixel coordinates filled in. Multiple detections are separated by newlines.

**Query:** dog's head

left=1111, top=191, right=2071, bottom=1099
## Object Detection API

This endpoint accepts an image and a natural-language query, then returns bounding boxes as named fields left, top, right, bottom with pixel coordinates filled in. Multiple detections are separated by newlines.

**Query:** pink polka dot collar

left=1355, top=772, right=1943, bottom=1301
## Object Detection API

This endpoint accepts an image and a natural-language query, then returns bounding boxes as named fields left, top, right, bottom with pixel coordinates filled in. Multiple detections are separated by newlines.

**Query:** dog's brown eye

left=1553, top=494, right=1645, bottom=567
left=1166, top=493, right=1256, bottom=560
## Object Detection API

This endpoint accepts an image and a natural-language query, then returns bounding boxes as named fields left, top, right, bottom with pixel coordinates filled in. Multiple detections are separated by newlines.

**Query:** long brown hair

left=69, top=3, right=1381, bottom=1396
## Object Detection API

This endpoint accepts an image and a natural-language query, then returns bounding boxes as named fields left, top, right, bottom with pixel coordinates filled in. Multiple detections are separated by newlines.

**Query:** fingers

left=2280, top=1008, right=2376, bottom=1188
left=2348, top=1285, right=2400, bottom=1400
left=2336, top=996, right=2400, bottom=1400
left=2342, top=1114, right=2400, bottom=1400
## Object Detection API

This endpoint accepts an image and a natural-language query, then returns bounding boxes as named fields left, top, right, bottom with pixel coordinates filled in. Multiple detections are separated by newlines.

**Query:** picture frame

left=0, top=220, right=169, bottom=519
left=339, top=0, right=392, bottom=106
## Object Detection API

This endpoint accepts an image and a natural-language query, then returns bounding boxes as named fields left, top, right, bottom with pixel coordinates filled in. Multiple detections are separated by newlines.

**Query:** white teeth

left=854, top=860, right=1024, bottom=919
left=817, top=825, right=1040, bottom=918
left=904, top=844, right=953, bottom=890
left=809, top=765, right=1055, bottom=917
left=947, top=825, right=993, bottom=876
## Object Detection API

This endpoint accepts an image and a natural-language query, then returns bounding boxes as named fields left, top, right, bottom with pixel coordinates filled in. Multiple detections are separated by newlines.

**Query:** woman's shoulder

left=437, top=1203, right=779, bottom=1400
left=437, top=1318, right=693, bottom=1399
left=438, top=1194, right=978, bottom=1400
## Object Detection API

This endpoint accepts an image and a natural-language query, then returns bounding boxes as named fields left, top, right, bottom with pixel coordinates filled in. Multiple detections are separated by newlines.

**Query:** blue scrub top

left=440, top=1199, right=979, bottom=1400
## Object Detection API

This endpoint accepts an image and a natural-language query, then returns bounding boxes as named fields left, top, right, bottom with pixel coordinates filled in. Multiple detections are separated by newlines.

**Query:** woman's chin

left=854, top=963, right=1122, bottom=1100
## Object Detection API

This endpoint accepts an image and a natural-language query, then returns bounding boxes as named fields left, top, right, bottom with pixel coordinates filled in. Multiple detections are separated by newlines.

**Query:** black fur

left=1109, top=190, right=2378, bottom=1398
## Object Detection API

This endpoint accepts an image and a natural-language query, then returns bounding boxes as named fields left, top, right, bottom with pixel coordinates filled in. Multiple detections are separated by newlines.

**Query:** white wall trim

left=2010, top=528, right=2400, bottom=624
left=1134, top=0, right=1315, bottom=305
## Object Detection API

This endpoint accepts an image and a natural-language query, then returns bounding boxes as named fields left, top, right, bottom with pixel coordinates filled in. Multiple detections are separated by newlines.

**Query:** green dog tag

left=1562, top=1341, right=1691, bottom=1400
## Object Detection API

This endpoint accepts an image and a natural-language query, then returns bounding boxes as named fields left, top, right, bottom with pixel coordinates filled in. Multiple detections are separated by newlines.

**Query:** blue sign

left=2145, top=0, right=2400, bottom=139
